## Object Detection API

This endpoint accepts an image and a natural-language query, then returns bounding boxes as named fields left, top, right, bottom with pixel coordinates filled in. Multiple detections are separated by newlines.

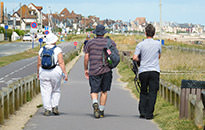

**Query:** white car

left=23, top=34, right=32, bottom=42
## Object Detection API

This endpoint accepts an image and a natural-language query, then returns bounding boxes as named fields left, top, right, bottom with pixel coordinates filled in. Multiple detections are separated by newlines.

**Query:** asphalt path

left=0, top=42, right=39, bottom=57
left=0, top=42, right=76, bottom=89
left=23, top=56, right=159, bottom=130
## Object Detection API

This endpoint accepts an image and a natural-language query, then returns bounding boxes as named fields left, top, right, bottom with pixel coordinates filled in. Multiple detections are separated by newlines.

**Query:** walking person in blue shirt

left=133, top=24, right=161, bottom=120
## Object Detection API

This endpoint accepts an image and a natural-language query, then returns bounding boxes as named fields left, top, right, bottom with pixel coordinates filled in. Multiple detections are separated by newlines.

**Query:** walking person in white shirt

left=37, top=33, right=68, bottom=116
left=133, top=24, right=161, bottom=120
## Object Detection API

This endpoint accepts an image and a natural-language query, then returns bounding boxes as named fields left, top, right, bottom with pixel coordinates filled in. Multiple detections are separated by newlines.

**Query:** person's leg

left=50, top=72, right=61, bottom=115
left=100, top=91, right=107, bottom=106
left=100, top=71, right=112, bottom=117
left=146, top=71, right=159, bottom=119
left=91, top=93, right=98, bottom=103
left=89, top=75, right=102, bottom=118
left=40, top=79, right=52, bottom=115
left=139, top=72, right=149, bottom=118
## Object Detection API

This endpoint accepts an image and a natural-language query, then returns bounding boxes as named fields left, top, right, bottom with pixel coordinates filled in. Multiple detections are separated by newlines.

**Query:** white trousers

left=40, top=70, right=62, bottom=111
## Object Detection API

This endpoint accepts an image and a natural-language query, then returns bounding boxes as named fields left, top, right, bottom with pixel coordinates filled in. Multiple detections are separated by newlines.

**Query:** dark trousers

left=139, top=71, right=159, bottom=118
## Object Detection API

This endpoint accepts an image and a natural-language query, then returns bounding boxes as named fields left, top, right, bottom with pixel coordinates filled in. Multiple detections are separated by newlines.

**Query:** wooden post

left=8, top=84, right=15, bottom=115
left=2, top=88, right=9, bottom=119
left=194, top=100, right=204, bottom=129
left=14, top=82, right=20, bottom=111
left=19, top=79, right=24, bottom=106
left=180, top=88, right=186, bottom=118
left=0, top=91, right=4, bottom=124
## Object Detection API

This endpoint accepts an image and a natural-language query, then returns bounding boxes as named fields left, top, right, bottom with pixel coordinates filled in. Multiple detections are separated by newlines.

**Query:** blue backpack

left=41, top=45, right=57, bottom=69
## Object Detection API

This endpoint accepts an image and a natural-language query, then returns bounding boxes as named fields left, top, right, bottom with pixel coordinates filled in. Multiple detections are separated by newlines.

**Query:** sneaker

left=52, top=106, right=59, bottom=115
left=139, top=115, right=145, bottom=119
left=100, top=110, right=104, bottom=118
left=92, top=103, right=100, bottom=118
left=43, top=109, right=51, bottom=116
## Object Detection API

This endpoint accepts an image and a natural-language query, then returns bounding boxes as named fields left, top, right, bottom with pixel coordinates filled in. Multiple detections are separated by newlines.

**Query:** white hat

left=45, top=33, right=58, bottom=45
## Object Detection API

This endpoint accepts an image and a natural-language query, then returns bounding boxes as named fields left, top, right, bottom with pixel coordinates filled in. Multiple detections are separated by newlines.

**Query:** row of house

left=0, top=2, right=204, bottom=35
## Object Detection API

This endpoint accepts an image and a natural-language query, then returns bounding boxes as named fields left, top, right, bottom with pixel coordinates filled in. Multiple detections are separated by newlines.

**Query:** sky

left=2, top=0, right=205, bottom=25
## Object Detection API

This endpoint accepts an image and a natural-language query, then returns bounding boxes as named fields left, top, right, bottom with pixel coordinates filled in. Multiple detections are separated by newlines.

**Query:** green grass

left=117, top=61, right=203, bottom=130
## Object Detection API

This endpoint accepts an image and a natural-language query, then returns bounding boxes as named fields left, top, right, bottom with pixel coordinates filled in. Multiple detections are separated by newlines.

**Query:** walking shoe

left=100, top=110, right=104, bottom=118
left=92, top=103, right=100, bottom=118
left=52, top=106, right=59, bottom=115
left=139, top=115, right=145, bottom=119
left=43, top=109, right=51, bottom=116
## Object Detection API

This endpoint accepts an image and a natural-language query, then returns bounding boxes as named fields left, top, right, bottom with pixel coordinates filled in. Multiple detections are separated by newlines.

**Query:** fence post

left=8, top=84, right=15, bottom=115
left=14, top=82, right=20, bottom=111
left=0, top=91, right=4, bottom=124
left=2, top=87, right=10, bottom=119
left=194, top=100, right=204, bottom=128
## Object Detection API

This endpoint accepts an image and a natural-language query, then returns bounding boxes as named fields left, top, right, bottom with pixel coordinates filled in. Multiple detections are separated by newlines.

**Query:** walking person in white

left=37, top=33, right=68, bottom=116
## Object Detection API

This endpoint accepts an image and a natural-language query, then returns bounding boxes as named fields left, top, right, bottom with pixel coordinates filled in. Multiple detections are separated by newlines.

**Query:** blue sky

left=3, top=0, right=205, bottom=25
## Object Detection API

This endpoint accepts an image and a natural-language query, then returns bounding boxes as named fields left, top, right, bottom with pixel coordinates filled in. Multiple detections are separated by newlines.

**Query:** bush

left=0, top=27, right=5, bottom=34
left=14, top=29, right=25, bottom=36
left=5, top=29, right=13, bottom=41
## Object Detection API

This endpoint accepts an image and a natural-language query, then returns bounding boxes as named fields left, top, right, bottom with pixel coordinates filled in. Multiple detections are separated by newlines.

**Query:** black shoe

left=100, top=110, right=104, bottom=118
left=146, top=116, right=153, bottom=120
left=43, top=109, right=51, bottom=116
left=52, top=106, right=59, bottom=115
left=92, top=103, right=100, bottom=118
left=139, top=115, right=145, bottom=119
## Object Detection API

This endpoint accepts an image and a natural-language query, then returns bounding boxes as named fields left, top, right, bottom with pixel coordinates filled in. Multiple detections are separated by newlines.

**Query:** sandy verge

left=0, top=52, right=83, bottom=130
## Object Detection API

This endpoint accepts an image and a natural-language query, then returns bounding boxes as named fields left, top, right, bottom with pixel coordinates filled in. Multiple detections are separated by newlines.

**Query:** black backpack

left=131, top=59, right=141, bottom=93
left=41, top=45, right=57, bottom=69
left=103, top=38, right=120, bottom=69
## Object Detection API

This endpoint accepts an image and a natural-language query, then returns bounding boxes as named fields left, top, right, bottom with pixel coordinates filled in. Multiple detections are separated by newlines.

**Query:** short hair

left=145, top=24, right=155, bottom=37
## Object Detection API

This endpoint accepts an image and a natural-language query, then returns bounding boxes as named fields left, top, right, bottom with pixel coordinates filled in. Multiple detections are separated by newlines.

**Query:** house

left=28, top=3, right=43, bottom=30
left=10, top=5, right=38, bottom=30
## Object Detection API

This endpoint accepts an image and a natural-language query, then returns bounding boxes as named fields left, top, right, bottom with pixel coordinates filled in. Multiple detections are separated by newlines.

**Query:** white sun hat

left=45, top=33, right=58, bottom=45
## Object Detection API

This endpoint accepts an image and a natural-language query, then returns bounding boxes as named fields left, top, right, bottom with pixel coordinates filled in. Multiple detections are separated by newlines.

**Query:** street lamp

left=160, top=0, right=162, bottom=42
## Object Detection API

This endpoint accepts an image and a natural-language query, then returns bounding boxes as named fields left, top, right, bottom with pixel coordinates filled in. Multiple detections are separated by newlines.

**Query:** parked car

left=23, top=34, right=32, bottom=42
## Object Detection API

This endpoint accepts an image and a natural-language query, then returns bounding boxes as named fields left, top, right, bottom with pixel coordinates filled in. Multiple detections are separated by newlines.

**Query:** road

left=0, top=42, right=39, bottom=57
left=0, top=42, right=76, bottom=89
left=23, top=56, right=159, bottom=130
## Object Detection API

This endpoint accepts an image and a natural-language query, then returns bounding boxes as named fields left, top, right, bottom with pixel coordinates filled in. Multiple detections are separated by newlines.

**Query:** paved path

left=23, top=56, right=159, bottom=130
left=0, top=42, right=75, bottom=88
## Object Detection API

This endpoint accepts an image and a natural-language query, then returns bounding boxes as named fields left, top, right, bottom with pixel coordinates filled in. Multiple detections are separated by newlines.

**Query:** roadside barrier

left=120, top=51, right=205, bottom=128
left=0, top=42, right=83, bottom=124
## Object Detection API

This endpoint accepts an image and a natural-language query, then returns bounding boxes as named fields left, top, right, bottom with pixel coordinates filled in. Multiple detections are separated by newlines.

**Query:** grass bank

left=117, top=61, right=202, bottom=130
left=113, top=34, right=205, bottom=87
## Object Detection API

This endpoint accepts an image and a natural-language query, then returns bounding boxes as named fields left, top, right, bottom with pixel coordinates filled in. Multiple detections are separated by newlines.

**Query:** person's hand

left=37, top=73, right=39, bottom=80
left=64, top=73, right=68, bottom=81
left=84, top=70, right=89, bottom=79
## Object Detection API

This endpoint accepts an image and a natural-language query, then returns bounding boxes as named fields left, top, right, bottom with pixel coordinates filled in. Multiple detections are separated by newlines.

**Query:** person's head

left=93, top=24, right=107, bottom=37
left=145, top=24, right=155, bottom=38
left=45, top=33, right=58, bottom=45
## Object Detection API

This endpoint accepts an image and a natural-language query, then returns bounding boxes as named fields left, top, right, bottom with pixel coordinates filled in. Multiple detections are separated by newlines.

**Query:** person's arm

left=133, top=54, right=140, bottom=61
left=37, top=56, right=41, bottom=80
left=58, top=52, right=68, bottom=81
left=84, top=53, right=89, bottom=79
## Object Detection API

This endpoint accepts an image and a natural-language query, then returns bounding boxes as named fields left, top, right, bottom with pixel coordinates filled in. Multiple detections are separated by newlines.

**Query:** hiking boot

left=52, top=106, right=59, bottom=115
left=100, top=110, right=104, bottom=118
left=43, top=109, right=51, bottom=116
left=92, top=103, right=100, bottom=118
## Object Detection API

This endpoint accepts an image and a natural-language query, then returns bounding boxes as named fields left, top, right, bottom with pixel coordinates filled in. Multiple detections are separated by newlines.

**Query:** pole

left=32, top=33, right=34, bottom=49
left=20, top=3, right=22, bottom=30
left=160, top=0, right=162, bottom=43
left=0, top=0, right=1, bottom=24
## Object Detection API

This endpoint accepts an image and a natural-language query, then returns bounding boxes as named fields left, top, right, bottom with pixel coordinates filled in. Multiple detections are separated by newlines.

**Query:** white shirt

left=38, top=45, right=63, bottom=75
left=134, top=39, right=161, bottom=74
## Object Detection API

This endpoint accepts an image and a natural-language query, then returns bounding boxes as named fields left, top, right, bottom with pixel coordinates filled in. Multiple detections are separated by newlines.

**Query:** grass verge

left=117, top=61, right=202, bottom=130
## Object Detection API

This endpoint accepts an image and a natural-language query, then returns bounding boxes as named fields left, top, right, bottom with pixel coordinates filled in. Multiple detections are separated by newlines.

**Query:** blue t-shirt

left=134, top=39, right=161, bottom=74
